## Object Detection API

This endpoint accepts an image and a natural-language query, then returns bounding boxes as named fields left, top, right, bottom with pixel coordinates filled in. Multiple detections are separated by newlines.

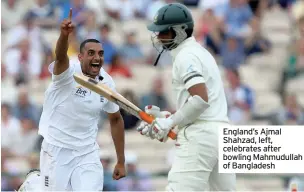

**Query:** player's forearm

left=110, top=115, right=125, bottom=164
left=171, top=95, right=210, bottom=129
left=55, top=33, right=69, bottom=62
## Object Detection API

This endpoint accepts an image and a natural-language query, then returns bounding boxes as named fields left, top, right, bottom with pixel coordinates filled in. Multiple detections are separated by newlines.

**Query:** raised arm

left=53, top=8, right=74, bottom=75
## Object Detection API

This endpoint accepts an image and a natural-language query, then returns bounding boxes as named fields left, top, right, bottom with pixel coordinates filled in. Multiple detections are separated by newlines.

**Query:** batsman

left=137, top=3, right=236, bottom=191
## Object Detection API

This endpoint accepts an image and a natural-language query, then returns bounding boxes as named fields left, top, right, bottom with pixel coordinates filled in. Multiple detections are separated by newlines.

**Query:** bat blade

left=73, top=73, right=177, bottom=140
left=74, top=73, right=141, bottom=117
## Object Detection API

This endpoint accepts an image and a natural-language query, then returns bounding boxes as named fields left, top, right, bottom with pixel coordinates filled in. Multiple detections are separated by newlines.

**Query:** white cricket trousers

left=40, top=140, right=104, bottom=191
left=166, top=121, right=236, bottom=191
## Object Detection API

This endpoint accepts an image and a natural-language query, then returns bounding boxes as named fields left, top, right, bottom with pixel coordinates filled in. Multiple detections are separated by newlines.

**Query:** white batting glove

left=152, top=117, right=174, bottom=142
left=137, top=121, right=155, bottom=139
left=136, top=105, right=171, bottom=141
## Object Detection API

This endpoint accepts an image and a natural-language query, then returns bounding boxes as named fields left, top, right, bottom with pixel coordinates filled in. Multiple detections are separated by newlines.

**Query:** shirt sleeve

left=102, top=78, right=120, bottom=114
left=48, top=61, right=75, bottom=87
left=176, top=53, right=207, bottom=89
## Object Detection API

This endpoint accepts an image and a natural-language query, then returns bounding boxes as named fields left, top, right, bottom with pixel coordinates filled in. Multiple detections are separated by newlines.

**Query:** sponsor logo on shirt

left=75, top=86, right=91, bottom=98
left=187, top=64, right=194, bottom=73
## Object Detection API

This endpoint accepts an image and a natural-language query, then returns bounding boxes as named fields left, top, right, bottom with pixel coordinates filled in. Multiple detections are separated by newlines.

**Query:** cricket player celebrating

left=35, top=9, right=126, bottom=191
left=137, top=3, right=236, bottom=191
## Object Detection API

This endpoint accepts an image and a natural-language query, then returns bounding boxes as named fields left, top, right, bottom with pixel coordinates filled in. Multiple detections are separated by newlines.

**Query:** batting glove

left=152, top=117, right=174, bottom=142
left=136, top=105, right=171, bottom=141
left=137, top=121, right=156, bottom=139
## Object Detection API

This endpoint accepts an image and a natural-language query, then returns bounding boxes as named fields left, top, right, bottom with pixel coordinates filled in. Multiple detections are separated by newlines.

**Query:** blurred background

left=1, top=0, right=304, bottom=191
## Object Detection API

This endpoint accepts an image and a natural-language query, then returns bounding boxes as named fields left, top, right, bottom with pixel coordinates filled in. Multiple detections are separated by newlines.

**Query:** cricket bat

left=73, top=73, right=177, bottom=140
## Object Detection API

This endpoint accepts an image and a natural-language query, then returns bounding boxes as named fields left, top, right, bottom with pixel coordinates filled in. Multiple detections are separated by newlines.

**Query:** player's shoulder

left=177, top=42, right=207, bottom=59
left=48, top=58, right=78, bottom=73
left=183, top=42, right=215, bottom=62
left=69, top=58, right=81, bottom=71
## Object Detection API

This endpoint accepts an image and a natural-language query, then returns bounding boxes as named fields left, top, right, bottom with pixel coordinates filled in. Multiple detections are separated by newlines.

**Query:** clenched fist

left=60, top=8, right=75, bottom=36
left=112, top=163, right=126, bottom=180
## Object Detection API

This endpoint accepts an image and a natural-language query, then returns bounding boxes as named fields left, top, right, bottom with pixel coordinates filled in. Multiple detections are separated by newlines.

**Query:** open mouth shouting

left=90, top=62, right=101, bottom=74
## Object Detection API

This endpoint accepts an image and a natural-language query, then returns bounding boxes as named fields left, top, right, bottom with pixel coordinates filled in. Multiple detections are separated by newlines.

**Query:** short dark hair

left=79, top=39, right=100, bottom=52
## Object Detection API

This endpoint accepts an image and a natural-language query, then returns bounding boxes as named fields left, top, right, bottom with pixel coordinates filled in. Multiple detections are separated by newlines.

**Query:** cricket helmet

left=147, top=3, right=194, bottom=52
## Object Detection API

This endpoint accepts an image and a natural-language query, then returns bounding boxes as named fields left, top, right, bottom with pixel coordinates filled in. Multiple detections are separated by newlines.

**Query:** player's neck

left=83, top=73, right=97, bottom=79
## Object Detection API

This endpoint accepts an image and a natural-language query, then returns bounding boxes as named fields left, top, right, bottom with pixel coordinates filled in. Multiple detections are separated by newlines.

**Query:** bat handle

left=139, top=111, right=155, bottom=124
left=167, top=129, right=177, bottom=140
left=139, top=111, right=177, bottom=140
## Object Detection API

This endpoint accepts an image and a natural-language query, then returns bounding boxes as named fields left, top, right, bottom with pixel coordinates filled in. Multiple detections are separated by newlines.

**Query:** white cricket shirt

left=170, top=36, right=229, bottom=123
left=18, top=171, right=41, bottom=192
left=38, top=60, right=119, bottom=151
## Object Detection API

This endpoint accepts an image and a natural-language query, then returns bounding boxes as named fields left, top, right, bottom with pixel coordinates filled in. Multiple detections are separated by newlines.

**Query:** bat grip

left=139, top=111, right=154, bottom=124
left=168, top=129, right=177, bottom=140
left=139, top=111, right=177, bottom=140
